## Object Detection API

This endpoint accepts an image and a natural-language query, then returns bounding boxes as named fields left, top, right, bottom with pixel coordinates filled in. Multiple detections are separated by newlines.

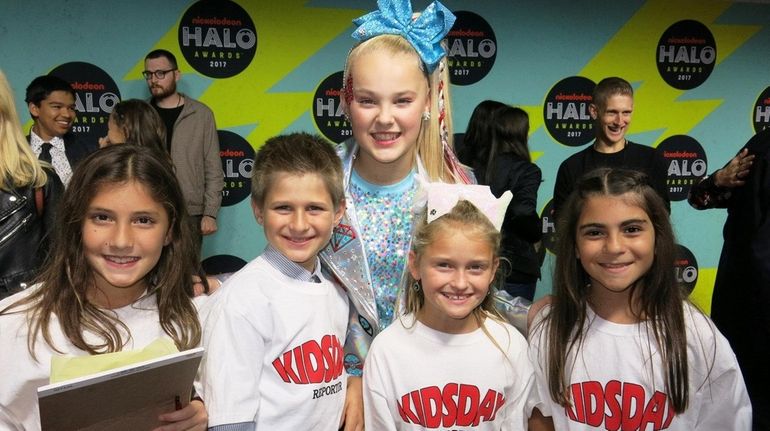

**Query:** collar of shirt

left=30, top=130, right=66, bottom=153
left=262, top=244, right=322, bottom=283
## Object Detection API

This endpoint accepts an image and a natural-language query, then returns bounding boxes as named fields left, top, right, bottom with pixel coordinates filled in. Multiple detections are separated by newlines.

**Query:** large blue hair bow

left=351, top=0, right=456, bottom=72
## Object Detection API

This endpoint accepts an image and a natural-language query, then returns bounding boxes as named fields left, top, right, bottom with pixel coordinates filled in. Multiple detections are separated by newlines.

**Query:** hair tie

left=351, top=0, right=456, bottom=72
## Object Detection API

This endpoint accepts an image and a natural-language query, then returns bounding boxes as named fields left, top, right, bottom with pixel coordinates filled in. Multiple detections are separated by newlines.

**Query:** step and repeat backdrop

left=4, top=0, right=769, bottom=311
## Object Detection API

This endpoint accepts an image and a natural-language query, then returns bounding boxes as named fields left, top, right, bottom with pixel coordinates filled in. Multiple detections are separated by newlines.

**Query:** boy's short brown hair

left=251, top=133, right=344, bottom=210
left=592, top=77, right=633, bottom=109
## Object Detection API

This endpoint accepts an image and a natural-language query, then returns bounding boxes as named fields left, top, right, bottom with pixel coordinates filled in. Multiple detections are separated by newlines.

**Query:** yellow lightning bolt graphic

left=581, top=0, right=760, bottom=145
left=127, top=1, right=363, bottom=149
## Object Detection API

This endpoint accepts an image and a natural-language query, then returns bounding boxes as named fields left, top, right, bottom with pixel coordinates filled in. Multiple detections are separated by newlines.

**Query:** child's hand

left=153, top=399, right=207, bottom=431
left=192, top=275, right=222, bottom=296
left=340, top=376, right=364, bottom=431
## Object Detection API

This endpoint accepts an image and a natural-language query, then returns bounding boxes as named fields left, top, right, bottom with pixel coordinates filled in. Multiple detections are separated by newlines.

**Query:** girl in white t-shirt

left=528, top=167, right=751, bottom=430
left=0, top=144, right=206, bottom=430
left=363, top=183, right=544, bottom=430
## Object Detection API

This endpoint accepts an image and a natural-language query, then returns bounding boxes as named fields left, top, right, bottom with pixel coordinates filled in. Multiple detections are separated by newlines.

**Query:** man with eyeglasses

left=144, top=49, right=223, bottom=242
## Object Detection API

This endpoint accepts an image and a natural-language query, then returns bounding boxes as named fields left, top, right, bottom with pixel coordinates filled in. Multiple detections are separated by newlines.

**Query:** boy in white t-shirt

left=197, top=133, right=353, bottom=431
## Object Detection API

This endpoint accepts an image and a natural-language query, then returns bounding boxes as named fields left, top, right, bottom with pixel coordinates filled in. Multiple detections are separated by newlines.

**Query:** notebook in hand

left=37, top=347, right=203, bottom=431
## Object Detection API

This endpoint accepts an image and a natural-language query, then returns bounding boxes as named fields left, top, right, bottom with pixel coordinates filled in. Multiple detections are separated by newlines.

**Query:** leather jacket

left=0, top=170, right=63, bottom=299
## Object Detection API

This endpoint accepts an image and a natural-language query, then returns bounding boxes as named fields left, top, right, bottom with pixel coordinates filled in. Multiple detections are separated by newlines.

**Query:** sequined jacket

left=319, top=139, right=422, bottom=375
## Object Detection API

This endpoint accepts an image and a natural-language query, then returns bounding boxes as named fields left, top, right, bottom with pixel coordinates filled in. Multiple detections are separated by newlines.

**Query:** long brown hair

left=2, top=145, right=201, bottom=356
left=541, top=168, right=688, bottom=412
left=110, top=99, right=167, bottom=153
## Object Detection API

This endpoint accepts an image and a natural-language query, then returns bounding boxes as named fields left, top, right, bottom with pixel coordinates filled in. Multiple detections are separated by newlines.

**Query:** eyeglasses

left=142, top=68, right=177, bottom=80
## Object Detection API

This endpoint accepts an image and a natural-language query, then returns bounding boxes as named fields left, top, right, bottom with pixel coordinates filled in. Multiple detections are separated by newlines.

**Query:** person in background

left=467, top=105, right=543, bottom=301
left=688, top=128, right=769, bottom=431
left=551, top=77, right=669, bottom=217
left=99, top=99, right=166, bottom=154
left=25, top=75, right=97, bottom=187
left=455, top=99, right=507, bottom=167
left=0, top=70, right=63, bottom=300
left=143, top=49, right=223, bottom=240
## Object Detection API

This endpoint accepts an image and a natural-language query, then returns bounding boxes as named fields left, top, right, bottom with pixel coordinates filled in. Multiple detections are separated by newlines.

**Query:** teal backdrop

left=3, top=0, right=769, bottom=312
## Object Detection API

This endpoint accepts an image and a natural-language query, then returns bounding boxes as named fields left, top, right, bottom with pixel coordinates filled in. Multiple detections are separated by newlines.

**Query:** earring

left=422, top=111, right=430, bottom=121
left=412, top=280, right=421, bottom=292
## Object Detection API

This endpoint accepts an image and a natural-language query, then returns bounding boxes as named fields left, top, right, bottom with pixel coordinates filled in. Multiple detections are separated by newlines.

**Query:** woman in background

left=467, top=105, right=542, bottom=301
left=456, top=99, right=507, bottom=166
left=99, top=99, right=166, bottom=154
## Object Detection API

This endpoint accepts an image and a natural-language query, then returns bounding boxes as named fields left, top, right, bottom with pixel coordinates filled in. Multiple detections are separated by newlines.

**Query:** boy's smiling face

left=253, top=171, right=344, bottom=272
left=29, top=90, right=76, bottom=141
left=590, top=94, right=633, bottom=151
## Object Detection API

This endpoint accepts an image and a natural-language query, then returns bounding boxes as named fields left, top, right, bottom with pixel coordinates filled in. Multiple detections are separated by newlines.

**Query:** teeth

left=107, top=256, right=138, bottom=264
left=373, top=133, right=399, bottom=140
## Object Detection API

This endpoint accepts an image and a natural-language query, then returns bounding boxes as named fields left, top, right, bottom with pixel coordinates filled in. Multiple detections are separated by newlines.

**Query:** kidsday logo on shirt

left=397, top=383, right=505, bottom=428
left=753, top=86, right=770, bottom=133
left=178, top=0, right=257, bottom=78
left=50, top=62, right=121, bottom=146
left=272, top=334, right=344, bottom=385
left=313, top=71, right=351, bottom=144
left=543, top=76, right=596, bottom=147
left=566, top=380, right=674, bottom=430
left=656, top=20, right=716, bottom=90
left=447, top=11, right=497, bottom=86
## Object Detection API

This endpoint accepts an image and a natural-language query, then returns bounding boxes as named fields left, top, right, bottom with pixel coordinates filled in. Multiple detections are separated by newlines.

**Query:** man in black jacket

left=688, top=128, right=770, bottom=431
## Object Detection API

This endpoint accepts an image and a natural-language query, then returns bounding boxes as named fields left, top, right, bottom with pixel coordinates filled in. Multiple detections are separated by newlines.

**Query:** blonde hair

left=343, top=34, right=461, bottom=183
left=0, top=70, right=48, bottom=191
left=404, top=200, right=503, bottom=323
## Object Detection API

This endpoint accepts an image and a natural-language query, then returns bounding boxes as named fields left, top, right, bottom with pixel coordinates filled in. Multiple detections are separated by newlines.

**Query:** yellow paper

left=50, top=338, right=178, bottom=383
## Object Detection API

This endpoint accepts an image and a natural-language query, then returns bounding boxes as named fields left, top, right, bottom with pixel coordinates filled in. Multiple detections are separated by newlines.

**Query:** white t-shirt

left=364, top=314, right=538, bottom=430
left=0, top=287, right=177, bottom=431
left=528, top=303, right=752, bottom=430
left=197, top=255, right=349, bottom=430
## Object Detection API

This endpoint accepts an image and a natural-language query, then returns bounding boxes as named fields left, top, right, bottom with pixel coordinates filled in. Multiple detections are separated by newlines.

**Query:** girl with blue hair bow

left=319, top=0, right=469, bottom=426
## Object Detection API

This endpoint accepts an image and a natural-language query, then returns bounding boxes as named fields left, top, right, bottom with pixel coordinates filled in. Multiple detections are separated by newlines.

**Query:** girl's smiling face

left=82, top=181, right=171, bottom=308
left=576, top=193, right=655, bottom=300
left=409, top=223, right=498, bottom=334
left=346, top=48, right=430, bottom=183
